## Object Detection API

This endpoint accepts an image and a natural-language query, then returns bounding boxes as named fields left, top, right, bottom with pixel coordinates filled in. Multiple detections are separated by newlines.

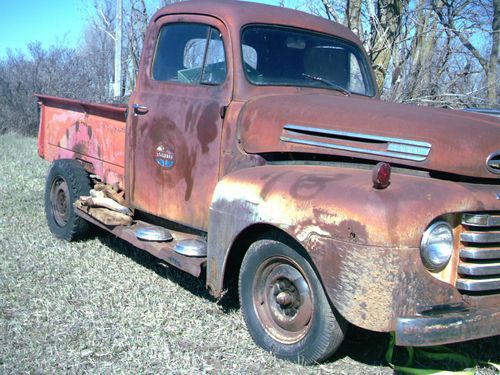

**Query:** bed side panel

left=39, top=99, right=126, bottom=188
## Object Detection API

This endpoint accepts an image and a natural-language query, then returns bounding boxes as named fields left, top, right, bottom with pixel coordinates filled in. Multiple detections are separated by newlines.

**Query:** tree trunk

left=346, top=0, right=363, bottom=37
left=370, top=0, right=405, bottom=90
left=488, top=0, right=499, bottom=105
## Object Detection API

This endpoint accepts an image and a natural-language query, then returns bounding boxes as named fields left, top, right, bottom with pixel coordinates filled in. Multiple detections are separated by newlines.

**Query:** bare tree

left=1, top=0, right=498, bottom=137
left=125, top=0, right=149, bottom=91
left=0, top=43, right=107, bottom=135
left=311, top=0, right=498, bottom=107
left=432, top=0, right=499, bottom=105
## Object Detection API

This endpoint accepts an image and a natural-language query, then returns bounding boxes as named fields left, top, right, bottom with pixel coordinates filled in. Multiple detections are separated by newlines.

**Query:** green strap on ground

left=386, top=333, right=500, bottom=374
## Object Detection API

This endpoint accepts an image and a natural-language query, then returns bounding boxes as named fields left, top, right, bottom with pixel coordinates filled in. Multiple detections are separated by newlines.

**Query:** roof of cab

left=151, top=0, right=362, bottom=47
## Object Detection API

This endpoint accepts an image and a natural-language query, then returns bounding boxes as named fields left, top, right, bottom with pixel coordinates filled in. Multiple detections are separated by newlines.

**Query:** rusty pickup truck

left=36, top=0, right=500, bottom=364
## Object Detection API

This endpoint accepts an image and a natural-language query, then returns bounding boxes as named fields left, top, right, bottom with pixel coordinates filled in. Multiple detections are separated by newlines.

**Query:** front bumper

left=396, top=304, right=500, bottom=346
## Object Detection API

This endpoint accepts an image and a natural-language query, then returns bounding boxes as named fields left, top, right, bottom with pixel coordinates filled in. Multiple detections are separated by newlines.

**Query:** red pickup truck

left=37, top=0, right=500, bottom=364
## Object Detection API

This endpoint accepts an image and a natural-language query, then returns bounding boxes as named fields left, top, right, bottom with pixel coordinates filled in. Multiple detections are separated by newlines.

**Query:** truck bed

left=36, top=95, right=127, bottom=189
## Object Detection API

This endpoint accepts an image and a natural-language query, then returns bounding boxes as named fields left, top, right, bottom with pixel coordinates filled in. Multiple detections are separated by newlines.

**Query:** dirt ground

left=1, top=134, right=498, bottom=374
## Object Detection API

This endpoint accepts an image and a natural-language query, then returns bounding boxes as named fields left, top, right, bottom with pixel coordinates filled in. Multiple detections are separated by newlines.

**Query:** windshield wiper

left=302, top=73, right=350, bottom=96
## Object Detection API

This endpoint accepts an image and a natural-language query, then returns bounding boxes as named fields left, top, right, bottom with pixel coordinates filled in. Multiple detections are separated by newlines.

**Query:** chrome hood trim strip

left=280, top=124, right=432, bottom=162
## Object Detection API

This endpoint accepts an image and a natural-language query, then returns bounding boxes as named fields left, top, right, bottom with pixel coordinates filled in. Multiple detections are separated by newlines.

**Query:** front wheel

left=239, top=235, right=347, bottom=364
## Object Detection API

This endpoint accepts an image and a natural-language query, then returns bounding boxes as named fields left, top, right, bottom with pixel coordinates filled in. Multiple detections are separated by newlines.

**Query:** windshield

left=241, top=25, right=375, bottom=96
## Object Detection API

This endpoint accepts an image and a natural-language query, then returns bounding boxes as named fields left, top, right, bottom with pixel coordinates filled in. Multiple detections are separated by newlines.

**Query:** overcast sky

left=0, top=0, right=286, bottom=58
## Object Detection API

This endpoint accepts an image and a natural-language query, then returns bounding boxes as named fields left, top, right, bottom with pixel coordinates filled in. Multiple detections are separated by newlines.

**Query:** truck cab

left=37, top=0, right=500, bottom=365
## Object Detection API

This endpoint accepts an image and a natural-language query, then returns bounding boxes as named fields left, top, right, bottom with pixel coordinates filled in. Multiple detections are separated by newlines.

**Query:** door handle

left=133, top=103, right=149, bottom=115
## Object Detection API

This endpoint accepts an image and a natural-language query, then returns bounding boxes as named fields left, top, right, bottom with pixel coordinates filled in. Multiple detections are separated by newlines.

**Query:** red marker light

left=372, top=162, right=391, bottom=189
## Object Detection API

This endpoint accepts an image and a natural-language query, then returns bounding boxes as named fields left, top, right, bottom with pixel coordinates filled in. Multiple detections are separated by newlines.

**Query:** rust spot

left=184, top=149, right=197, bottom=201
left=73, top=143, right=87, bottom=155
left=197, top=102, right=219, bottom=154
left=209, top=257, right=218, bottom=285
left=260, top=171, right=289, bottom=199
left=290, top=173, right=349, bottom=201
left=311, top=207, right=368, bottom=243
left=225, top=154, right=266, bottom=174
left=185, top=105, right=194, bottom=131
left=87, top=125, right=93, bottom=139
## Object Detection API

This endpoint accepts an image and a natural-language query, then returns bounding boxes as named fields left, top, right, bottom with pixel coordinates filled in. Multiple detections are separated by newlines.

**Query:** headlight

left=420, top=221, right=454, bottom=272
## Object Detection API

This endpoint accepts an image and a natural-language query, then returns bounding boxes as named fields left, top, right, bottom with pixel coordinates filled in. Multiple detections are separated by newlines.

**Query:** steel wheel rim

left=50, top=177, right=70, bottom=227
left=252, top=256, right=313, bottom=344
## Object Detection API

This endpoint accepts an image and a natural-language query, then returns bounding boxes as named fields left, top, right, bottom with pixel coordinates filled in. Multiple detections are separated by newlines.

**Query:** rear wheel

left=45, top=159, right=92, bottom=241
left=239, top=234, right=347, bottom=364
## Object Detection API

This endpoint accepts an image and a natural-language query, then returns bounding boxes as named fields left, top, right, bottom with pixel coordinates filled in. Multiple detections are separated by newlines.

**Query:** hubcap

left=253, top=257, right=313, bottom=344
left=50, top=177, right=70, bottom=227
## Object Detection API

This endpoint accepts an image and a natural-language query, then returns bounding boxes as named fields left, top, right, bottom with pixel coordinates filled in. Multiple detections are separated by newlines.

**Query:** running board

left=76, top=207, right=206, bottom=277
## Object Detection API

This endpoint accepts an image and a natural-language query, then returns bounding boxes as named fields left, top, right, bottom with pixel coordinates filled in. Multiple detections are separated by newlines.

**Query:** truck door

left=126, top=15, right=232, bottom=231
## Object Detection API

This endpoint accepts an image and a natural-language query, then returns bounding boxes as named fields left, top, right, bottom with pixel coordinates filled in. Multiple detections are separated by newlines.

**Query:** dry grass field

left=0, top=133, right=498, bottom=374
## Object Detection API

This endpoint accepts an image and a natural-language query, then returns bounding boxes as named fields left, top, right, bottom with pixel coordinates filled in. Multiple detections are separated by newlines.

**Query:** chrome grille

left=457, top=213, right=500, bottom=293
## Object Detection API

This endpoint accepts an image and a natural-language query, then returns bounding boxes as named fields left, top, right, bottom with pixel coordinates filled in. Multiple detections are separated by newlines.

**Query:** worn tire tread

left=44, top=159, right=92, bottom=241
left=239, top=232, right=347, bottom=365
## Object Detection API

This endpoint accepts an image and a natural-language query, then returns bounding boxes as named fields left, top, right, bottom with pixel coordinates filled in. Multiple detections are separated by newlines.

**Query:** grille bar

left=457, top=213, right=500, bottom=294
left=460, top=231, right=500, bottom=243
left=460, top=247, right=500, bottom=260
left=456, top=278, right=500, bottom=292
left=462, top=214, right=500, bottom=227
left=458, top=261, right=500, bottom=276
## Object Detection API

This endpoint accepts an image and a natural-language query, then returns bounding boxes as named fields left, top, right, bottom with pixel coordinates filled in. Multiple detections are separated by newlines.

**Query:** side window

left=242, top=45, right=258, bottom=69
left=201, top=30, right=226, bottom=85
left=152, top=23, right=227, bottom=85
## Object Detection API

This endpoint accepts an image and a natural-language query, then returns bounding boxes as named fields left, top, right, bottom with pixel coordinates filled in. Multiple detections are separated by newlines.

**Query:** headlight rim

left=420, top=221, right=454, bottom=272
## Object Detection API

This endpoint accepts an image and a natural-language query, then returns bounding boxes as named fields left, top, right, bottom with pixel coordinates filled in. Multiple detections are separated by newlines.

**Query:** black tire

left=44, top=159, right=92, bottom=241
left=239, top=234, right=347, bottom=364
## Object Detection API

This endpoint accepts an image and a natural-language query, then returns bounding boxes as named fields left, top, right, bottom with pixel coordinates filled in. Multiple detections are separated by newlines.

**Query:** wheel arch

left=206, top=216, right=339, bottom=316
left=237, top=230, right=348, bottom=364
left=206, top=164, right=361, bottom=304
left=220, top=223, right=317, bottom=295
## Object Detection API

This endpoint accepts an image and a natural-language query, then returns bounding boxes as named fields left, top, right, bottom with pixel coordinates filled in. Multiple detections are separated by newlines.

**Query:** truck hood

left=239, top=93, right=500, bottom=179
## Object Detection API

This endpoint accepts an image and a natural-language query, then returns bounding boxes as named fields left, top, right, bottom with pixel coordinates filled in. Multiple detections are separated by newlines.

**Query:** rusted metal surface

left=125, top=14, right=233, bottom=231
left=37, top=94, right=126, bottom=119
left=238, top=94, right=500, bottom=179
left=37, top=94, right=126, bottom=189
left=396, top=305, right=500, bottom=346
left=76, top=209, right=206, bottom=277
left=219, top=100, right=267, bottom=177
left=308, top=235, right=461, bottom=332
left=207, top=164, right=500, bottom=333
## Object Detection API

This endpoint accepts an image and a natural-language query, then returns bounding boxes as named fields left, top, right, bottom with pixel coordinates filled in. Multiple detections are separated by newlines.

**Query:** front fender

left=206, top=164, right=499, bottom=331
